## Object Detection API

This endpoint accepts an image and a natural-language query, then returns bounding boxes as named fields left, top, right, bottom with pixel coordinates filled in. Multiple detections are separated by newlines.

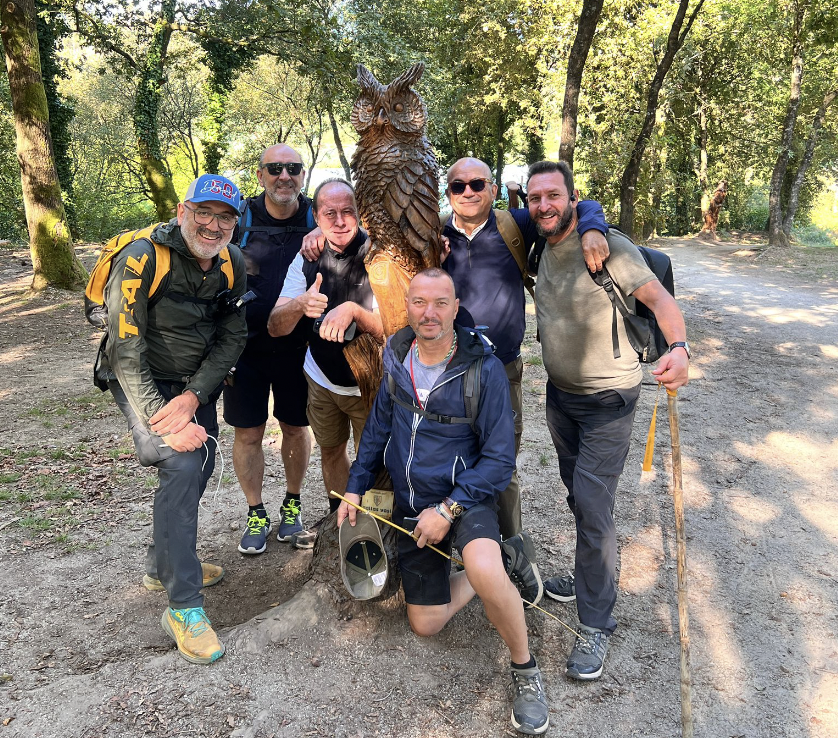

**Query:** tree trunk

left=327, top=103, right=352, bottom=181
left=697, top=95, right=709, bottom=216
left=782, top=86, right=837, bottom=236
left=35, top=1, right=78, bottom=239
left=618, top=0, right=705, bottom=238
left=1, top=0, right=86, bottom=290
left=201, top=85, right=227, bottom=175
left=494, top=109, right=506, bottom=185
left=559, top=0, right=604, bottom=168
left=768, top=3, right=806, bottom=248
left=133, top=0, right=179, bottom=220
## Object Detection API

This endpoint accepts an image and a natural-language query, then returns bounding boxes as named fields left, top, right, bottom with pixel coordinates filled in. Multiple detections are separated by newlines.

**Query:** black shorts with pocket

left=393, top=503, right=501, bottom=606
left=222, top=345, right=309, bottom=428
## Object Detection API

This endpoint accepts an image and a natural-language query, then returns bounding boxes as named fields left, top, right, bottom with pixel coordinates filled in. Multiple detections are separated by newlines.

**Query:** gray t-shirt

left=535, top=229, right=656, bottom=394
left=403, top=347, right=449, bottom=406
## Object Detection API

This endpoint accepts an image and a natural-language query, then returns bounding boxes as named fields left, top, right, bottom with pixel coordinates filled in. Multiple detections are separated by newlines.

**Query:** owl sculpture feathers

left=350, top=63, right=441, bottom=274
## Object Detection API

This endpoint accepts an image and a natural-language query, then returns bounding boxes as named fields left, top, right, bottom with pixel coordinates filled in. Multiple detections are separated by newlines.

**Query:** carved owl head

left=351, top=63, right=428, bottom=136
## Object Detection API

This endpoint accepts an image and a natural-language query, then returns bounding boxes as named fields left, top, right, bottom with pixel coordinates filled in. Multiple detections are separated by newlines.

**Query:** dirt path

left=0, top=237, right=836, bottom=737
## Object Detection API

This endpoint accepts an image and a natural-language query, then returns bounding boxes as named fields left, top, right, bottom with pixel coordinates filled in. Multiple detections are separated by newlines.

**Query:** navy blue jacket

left=442, top=201, right=607, bottom=364
left=346, top=324, right=515, bottom=514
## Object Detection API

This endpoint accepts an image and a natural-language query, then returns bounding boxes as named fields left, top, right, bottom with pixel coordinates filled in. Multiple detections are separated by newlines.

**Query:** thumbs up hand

left=298, top=272, right=329, bottom=318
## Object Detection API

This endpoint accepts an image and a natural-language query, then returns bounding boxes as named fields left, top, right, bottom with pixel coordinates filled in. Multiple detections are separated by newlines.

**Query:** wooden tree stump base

left=227, top=511, right=404, bottom=654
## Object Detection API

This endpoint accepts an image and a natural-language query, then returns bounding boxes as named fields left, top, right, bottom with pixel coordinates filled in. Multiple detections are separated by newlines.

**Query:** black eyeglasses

left=183, top=202, right=238, bottom=230
left=448, top=178, right=492, bottom=195
left=262, top=162, right=304, bottom=176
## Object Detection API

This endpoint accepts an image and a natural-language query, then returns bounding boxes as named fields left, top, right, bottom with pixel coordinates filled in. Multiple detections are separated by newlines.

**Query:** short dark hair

left=312, top=178, right=355, bottom=212
left=527, top=160, right=574, bottom=195
left=412, top=267, right=456, bottom=296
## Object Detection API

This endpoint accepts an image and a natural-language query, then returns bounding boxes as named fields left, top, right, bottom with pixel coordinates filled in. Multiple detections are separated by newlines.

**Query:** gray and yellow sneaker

left=238, top=509, right=271, bottom=555
left=501, top=531, right=544, bottom=608
left=277, top=497, right=303, bottom=542
left=566, top=623, right=609, bottom=680
left=510, top=665, right=549, bottom=735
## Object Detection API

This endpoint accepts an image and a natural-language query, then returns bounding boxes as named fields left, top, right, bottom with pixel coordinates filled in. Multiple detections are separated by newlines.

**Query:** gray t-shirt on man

left=535, top=229, right=656, bottom=394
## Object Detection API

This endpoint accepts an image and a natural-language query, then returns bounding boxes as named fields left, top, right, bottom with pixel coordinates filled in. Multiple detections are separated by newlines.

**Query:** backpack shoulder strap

left=219, top=246, right=235, bottom=290
left=149, top=242, right=170, bottom=298
left=305, top=202, right=315, bottom=229
left=386, top=370, right=474, bottom=425
left=494, top=209, right=536, bottom=301
left=462, top=356, right=483, bottom=429
left=238, top=201, right=253, bottom=250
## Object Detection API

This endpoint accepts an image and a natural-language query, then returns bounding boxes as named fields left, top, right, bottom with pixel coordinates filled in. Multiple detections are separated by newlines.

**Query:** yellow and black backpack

left=84, top=224, right=235, bottom=328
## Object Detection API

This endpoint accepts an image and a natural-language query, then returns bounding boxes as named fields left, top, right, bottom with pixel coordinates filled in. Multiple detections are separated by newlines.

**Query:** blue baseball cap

left=183, top=174, right=242, bottom=213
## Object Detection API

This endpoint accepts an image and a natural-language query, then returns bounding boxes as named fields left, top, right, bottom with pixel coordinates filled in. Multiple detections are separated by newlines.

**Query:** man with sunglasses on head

left=224, top=144, right=319, bottom=556
left=441, top=157, right=610, bottom=600
left=100, top=175, right=247, bottom=664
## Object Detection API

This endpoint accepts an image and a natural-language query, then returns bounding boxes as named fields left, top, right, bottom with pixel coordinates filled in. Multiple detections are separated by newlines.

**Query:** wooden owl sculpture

left=350, top=63, right=442, bottom=331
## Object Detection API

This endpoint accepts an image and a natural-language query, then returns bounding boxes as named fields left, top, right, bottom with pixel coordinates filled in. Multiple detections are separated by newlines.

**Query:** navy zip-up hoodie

left=346, top=323, right=515, bottom=514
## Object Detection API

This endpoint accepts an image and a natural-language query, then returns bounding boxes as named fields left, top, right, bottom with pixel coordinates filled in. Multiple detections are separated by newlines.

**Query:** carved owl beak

left=375, top=108, right=387, bottom=126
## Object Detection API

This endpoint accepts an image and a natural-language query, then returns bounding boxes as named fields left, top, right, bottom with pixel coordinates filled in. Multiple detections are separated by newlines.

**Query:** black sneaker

left=544, top=573, right=576, bottom=603
left=509, top=666, right=549, bottom=735
left=501, top=532, right=544, bottom=608
left=566, top=624, right=608, bottom=680
left=238, top=510, right=271, bottom=555
left=277, top=498, right=303, bottom=542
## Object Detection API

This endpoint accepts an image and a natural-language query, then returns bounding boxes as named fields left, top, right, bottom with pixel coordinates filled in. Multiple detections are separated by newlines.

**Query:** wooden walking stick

left=667, top=388, right=694, bottom=738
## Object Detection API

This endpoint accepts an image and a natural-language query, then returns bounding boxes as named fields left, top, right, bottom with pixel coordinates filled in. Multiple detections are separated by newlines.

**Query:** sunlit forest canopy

left=1, top=0, right=836, bottom=245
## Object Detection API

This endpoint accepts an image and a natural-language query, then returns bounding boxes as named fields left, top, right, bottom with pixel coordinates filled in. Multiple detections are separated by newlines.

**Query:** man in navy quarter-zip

left=441, top=157, right=610, bottom=544
left=338, top=269, right=550, bottom=737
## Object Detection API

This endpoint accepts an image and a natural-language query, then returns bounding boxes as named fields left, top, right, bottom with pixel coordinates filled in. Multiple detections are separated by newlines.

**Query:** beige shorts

left=305, top=375, right=369, bottom=450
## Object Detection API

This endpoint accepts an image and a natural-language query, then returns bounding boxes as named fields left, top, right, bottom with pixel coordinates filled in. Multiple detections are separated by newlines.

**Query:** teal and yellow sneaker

left=161, top=607, right=224, bottom=664
left=238, top=509, right=271, bottom=555
left=277, top=497, right=303, bottom=542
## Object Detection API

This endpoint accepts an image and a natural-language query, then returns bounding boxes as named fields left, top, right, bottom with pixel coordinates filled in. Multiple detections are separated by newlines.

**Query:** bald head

left=446, top=157, right=492, bottom=184
left=257, top=143, right=305, bottom=213
left=445, top=157, right=497, bottom=227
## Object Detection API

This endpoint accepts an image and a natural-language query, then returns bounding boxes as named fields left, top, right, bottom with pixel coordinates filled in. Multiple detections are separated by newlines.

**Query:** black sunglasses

left=448, top=178, right=492, bottom=195
left=263, top=161, right=304, bottom=176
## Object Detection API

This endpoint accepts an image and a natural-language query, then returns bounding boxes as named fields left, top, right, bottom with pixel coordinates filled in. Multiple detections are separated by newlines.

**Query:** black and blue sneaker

left=277, top=497, right=304, bottom=542
left=238, top=509, right=271, bottom=555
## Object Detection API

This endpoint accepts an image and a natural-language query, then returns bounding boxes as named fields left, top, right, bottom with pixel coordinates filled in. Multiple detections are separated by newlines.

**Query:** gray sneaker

left=566, top=624, right=608, bottom=680
left=501, top=532, right=544, bottom=608
left=544, top=573, right=576, bottom=602
left=509, top=665, right=549, bottom=735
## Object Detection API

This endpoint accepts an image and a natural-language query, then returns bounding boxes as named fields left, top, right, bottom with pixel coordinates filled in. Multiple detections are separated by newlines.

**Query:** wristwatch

left=442, top=497, right=464, bottom=518
left=669, top=341, right=691, bottom=359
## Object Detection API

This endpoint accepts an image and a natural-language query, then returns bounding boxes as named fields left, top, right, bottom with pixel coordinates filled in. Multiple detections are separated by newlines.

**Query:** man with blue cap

left=99, top=174, right=248, bottom=663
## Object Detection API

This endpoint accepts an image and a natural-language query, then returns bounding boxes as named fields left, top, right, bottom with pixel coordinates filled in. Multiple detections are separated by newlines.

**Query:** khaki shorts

left=305, top=374, right=369, bottom=450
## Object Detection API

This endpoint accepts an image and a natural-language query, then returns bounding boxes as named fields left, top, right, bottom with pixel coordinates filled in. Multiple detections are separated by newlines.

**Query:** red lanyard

left=409, top=340, right=425, bottom=410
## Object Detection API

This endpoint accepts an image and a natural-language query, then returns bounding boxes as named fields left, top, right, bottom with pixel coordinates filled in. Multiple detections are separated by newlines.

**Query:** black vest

left=302, top=229, right=372, bottom=387
left=237, top=193, right=313, bottom=352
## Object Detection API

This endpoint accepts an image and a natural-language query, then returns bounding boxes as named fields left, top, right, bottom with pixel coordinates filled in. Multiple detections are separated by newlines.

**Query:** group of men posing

left=101, top=143, right=688, bottom=736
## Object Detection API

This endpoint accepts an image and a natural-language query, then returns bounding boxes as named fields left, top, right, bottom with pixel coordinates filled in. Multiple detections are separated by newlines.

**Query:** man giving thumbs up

left=269, top=179, right=383, bottom=537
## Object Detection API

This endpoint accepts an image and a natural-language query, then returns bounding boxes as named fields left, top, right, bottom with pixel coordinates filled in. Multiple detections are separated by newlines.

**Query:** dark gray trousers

left=109, top=381, right=217, bottom=610
left=545, top=381, right=641, bottom=634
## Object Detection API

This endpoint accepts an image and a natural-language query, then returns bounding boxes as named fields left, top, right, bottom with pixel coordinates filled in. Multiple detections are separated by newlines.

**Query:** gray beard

left=266, top=185, right=299, bottom=207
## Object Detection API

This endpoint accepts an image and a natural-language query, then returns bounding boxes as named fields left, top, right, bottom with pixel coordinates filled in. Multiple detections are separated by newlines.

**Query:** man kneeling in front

left=337, top=269, right=549, bottom=735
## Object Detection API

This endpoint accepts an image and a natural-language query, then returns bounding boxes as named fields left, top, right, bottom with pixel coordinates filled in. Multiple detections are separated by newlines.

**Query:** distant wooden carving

left=700, top=180, right=728, bottom=240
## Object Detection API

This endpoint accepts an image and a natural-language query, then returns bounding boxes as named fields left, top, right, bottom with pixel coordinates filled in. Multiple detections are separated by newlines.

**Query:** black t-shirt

left=237, top=192, right=313, bottom=352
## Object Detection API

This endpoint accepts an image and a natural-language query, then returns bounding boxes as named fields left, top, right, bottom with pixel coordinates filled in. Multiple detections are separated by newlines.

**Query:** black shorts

left=222, top=345, right=309, bottom=428
left=393, top=503, right=501, bottom=606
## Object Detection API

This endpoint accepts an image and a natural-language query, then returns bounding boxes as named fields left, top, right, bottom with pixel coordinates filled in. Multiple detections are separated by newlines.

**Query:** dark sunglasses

left=448, top=178, right=492, bottom=195
left=262, top=161, right=304, bottom=176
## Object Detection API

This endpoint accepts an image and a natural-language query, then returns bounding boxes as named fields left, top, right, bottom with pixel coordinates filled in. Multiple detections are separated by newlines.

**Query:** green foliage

left=0, top=76, right=25, bottom=241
